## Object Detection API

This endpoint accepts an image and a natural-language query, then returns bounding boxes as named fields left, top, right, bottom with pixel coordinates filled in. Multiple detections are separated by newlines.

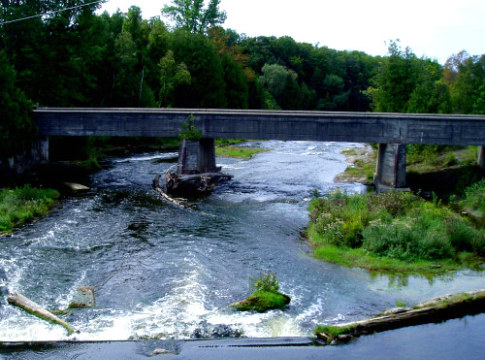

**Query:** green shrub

left=461, top=179, right=485, bottom=213
left=251, top=272, right=279, bottom=293
left=178, top=114, right=202, bottom=140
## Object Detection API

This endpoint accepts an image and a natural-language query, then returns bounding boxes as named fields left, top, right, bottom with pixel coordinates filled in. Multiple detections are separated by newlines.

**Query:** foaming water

left=1, top=142, right=484, bottom=342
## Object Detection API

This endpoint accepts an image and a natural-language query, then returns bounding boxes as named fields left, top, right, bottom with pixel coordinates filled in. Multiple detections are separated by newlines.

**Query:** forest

left=1, top=0, right=485, bottom=158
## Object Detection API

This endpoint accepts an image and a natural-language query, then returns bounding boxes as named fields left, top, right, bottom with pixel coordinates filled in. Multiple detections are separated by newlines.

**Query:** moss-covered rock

left=231, top=290, right=291, bottom=312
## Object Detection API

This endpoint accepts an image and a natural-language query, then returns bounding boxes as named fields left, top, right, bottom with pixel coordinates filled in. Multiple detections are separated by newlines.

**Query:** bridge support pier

left=35, top=136, right=50, bottom=163
left=374, top=143, right=407, bottom=192
left=478, top=146, right=485, bottom=170
left=177, top=138, right=218, bottom=175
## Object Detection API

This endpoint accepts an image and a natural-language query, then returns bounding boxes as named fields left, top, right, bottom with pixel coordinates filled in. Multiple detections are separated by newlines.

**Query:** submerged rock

left=0, top=267, right=7, bottom=301
left=150, top=348, right=173, bottom=356
left=68, top=286, right=95, bottom=309
left=231, top=291, right=291, bottom=312
left=191, top=323, right=242, bottom=339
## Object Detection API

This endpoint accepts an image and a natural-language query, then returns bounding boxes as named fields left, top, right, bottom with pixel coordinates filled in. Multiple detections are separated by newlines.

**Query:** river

left=0, top=140, right=484, bottom=344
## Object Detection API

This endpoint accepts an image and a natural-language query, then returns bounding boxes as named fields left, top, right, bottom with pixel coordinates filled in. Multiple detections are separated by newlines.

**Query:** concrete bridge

left=33, top=108, right=485, bottom=190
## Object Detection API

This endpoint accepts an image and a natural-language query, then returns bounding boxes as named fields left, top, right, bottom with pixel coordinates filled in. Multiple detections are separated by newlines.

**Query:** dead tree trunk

left=7, top=291, right=75, bottom=335
left=153, top=174, right=194, bottom=209
left=316, top=289, right=485, bottom=344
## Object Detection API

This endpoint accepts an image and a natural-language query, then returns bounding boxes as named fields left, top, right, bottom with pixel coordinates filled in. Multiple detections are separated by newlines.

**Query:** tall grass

left=0, top=186, right=59, bottom=233
left=309, top=188, right=485, bottom=265
left=460, top=179, right=485, bottom=214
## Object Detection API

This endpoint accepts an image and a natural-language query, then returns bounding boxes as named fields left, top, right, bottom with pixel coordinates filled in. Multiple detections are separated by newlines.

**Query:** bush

left=309, top=190, right=420, bottom=249
left=461, top=179, right=485, bottom=214
left=309, top=189, right=484, bottom=263
left=250, top=272, right=279, bottom=293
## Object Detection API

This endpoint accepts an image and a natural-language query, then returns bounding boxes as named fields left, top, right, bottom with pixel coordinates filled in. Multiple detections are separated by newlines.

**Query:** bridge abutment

left=374, top=143, right=407, bottom=192
left=177, top=138, right=218, bottom=175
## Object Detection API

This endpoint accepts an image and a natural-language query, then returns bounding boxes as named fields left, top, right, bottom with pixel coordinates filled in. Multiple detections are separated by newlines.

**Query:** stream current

left=1, top=140, right=484, bottom=342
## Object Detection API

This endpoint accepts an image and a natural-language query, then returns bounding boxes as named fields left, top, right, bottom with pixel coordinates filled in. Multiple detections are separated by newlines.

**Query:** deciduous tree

left=162, top=0, right=226, bottom=33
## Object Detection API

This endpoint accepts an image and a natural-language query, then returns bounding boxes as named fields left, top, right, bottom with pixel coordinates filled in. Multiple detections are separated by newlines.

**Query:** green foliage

left=250, top=272, right=280, bottom=293
left=0, top=186, right=59, bottom=233
left=0, top=50, right=35, bottom=158
left=178, top=114, right=202, bottom=140
left=158, top=50, right=191, bottom=106
left=231, top=273, right=290, bottom=312
left=447, top=52, right=485, bottom=114
left=460, top=179, right=485, bottom=214
left=170, top=30, right=227, bottom=107
left=309, top=190, right=485, bottom=265
left=371, top=40, right=420, bottom=112
left=1, top=1, right=483, bottom=154
left=215, top=146, right=267, bottom=159
left=232, top=290, right=290, bottom=312
left=162, top=0, right=226, bottom=33
left=314, top=324, right=354, bottom=339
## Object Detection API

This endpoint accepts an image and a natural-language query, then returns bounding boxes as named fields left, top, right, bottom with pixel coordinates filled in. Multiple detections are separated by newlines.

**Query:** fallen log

left=152, top=174, right=194, bottom=209
left=316, top=289, right=485, bottom=344
left=7, top=291, right=75, bottom=335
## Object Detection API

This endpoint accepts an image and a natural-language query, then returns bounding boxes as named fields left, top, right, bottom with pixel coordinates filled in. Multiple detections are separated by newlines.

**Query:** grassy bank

left=334, top=145, right=376, bottom=184
left=0, top=186, right=59, bottom=235
left=308, top=188, right=485, bottom=275
left=216, top=145, right=267, bottom=159
left=215, top=139, right=268, bottom=159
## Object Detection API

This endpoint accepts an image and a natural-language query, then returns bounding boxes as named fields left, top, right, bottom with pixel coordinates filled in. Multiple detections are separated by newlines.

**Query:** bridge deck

left=34, top=108, right=485, bottom=146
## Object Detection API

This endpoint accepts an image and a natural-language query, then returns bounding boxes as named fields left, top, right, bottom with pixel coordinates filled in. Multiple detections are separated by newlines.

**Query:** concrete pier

left=177, top=138, right=217, bottom=175
left=479, top=146, right=485, bottom=170
left=375, top=144, right=407, bottom=192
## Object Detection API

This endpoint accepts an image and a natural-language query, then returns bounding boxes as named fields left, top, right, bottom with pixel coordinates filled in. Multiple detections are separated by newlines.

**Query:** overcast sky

left=100, top=0, right=485, bottom=64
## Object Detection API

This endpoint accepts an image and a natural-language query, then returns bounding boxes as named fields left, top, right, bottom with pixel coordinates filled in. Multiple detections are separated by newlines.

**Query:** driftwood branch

left=152, top=174, right=194, bottom=209
left=316, top=289, right=485, bottom=344
left=7, top=291, right=75, bottom=335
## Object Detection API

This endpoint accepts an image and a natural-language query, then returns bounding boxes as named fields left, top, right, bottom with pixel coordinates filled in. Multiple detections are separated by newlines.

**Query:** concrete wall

left=0, top=136, right=49, bottom=176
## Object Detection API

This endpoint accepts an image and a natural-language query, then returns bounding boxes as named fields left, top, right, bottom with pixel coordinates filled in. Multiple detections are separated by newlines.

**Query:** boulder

left=231, top=291, right=291, bottom=312
left=63, top=182, right=90, bottom=193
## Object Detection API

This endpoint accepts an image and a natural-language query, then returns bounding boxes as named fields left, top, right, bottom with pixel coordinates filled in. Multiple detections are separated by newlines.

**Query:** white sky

left=99, top=0, right=485, bottom=64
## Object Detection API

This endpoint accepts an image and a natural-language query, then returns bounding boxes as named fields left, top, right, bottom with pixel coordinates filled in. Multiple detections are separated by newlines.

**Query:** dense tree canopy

left=0, top=50, right=34, bottom=158
left=1, top=3, right=484, bottom=157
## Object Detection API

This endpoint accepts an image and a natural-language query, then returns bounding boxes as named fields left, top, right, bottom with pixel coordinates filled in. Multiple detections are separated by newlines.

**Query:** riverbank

left=312, top=145, right=485, bottom=275
left=0, top=186, right=59, bottom=236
